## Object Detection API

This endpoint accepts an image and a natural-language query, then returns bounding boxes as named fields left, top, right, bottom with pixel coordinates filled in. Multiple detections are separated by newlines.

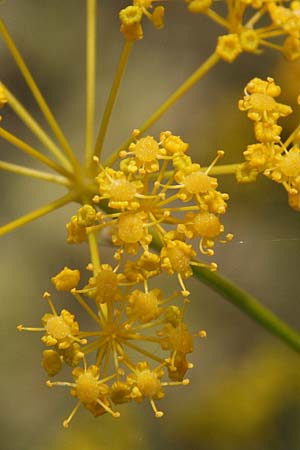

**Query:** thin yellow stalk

left=149, top=163, right=240, bottom=182
left=0, top=191, right=76, bottom=236
left=103, top=341, right=111, bottom=377
left=85, top=0, right=97, bottom=165
left=259, top=39, right=283, bottom=52
left=284, top=123, right=300, bottom=148
left=0, top=127, right=70, bottom=177
left=3, top=84, right=72, bottom=171
left=94, top=40, right=133, bottom=159
left=206, top=9, right=230, bottom=28
left=104, top=51, right=220, bottom=167
left=87, top=231, right=108, bottom=319
left=0, top=19, right=79, bottom=170
left=244, top=5, right=267, bottom=28
left=122, top=339, right=166, bottom=365
left=88, top=231, right=100, bottom=273
left=0, top=160, right=70, bottom=186
left=72, top=291, right=103, bottom=327
left=259, top=30, right=286, bottom=39
left=208, top=163, right=240, bottom=175
left=256, top=23, right=277, bottom=34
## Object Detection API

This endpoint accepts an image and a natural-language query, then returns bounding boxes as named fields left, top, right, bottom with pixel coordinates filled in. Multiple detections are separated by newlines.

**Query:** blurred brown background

left=1, top=1, right=300, bottom=449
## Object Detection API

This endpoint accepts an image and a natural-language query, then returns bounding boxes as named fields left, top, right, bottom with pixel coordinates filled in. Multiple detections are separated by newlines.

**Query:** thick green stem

left=150, top=233, right=300, bottom=353
left=192, top=266, right=300, bottom=353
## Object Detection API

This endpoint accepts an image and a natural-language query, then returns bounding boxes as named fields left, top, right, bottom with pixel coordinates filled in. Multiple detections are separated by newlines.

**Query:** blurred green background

left=1, top=1, right=300, bottom=449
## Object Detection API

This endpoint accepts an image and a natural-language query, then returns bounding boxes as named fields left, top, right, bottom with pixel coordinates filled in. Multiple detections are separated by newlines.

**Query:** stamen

left=63, top=401, right=81, bottom=428
left=46, top=380, right=74, bottom=388
left=161, top=378, right=190, bottom=387
left=43, top=292, right=57, bottom=316
left=150, top=399, right=164, bottom=418
left=71, top=290, right=103, bottom=326
left=177, top=273, right=190, bottom=297
left=204, top=150, right=224, bottom=175
left=17, top=325, right=44, bottom=332
left=96, top=398, right=120, bottom=418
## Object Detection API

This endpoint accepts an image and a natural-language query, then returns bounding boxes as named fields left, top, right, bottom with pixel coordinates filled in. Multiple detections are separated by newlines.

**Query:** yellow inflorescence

left=184, top=0, right=300, bottom=63
left=237, top=77, right=300, bottom=210
left=119, top=1, right=165, bottom=40
left=18, top=131, right=231, bottom=426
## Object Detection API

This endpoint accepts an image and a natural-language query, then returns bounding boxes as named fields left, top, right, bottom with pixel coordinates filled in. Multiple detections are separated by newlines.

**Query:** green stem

left=150, top=234, right=300, bottom=353
left=192, top=266, right=300, bottom=353
left=94, top=40, right=133, bottom=159
left=104, top=51, right=220, bottom=167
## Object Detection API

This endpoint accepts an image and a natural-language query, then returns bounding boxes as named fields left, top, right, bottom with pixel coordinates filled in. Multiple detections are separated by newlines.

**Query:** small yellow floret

left=216, top=34, right=242, bottom=63
left=283, top=36, right=300, bottom=61
left=117, top=212, right=145, bottom=244
left=73, top=367, right=101, bottom=404
left=277, top=147, right=300, bottom=177
left=119, top=5, right=143, bottom=26
left=91, top=266, right=121, bottom=304
left=133, top=136, right=160, bottom=162
left=126, top=288, right=162, bottom=323
left=42, top=349, right=62, bottom=377
left=183, top=171, right=218, bottom=194
left=160, top=131, right=189, bottom=154
left=288, top=191, right=300, bottom=211
left=77, top=204, right=96, bottom=227
left=161, top=240, right=195, bottom=276
left=239, top=29, right=260, bottom=53
left=66, top=216, right=87, bottom=244
left=51, top=267, right=80, bottom=291
left=128, top=362, right=164, bottom=400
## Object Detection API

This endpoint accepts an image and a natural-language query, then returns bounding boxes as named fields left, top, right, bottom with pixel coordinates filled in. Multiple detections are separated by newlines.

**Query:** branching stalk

left=0, top=191, right=76, bottom=236
left=94, top=40, right=133, bottom=159
left=104, top=51, right=220, bottom=167
left=0, top=127, right=70, bottom=177
left=0, top=160, right=70, bottom=186
left=85, top=0, right=97, bottom=165
left=0, top=18, right=79, bottom=170
left=3, top=84, right=72, bottom=171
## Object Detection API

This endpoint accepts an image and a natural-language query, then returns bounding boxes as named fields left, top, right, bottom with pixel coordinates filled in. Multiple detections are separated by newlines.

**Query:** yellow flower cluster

left=18, top=131, right=230, bottom=426
left=18, top=260, right=199, bottom=424
left=90, top=131, right=232, bottom=287
left=119, top=1, right=165, bottom=40
left=237, top=77, right=300, bottom=211
left=185, top=0, right=300, bottom=63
